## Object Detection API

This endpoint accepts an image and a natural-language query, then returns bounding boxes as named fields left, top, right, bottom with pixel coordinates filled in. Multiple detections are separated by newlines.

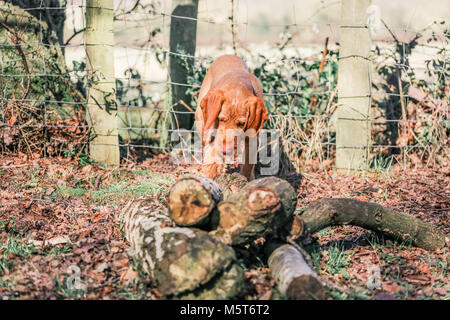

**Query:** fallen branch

left=267, top=242, right=327, bottom=300
left=297, top=198, right=445, bottom=251
left=123, top=174, right=446, bottom=301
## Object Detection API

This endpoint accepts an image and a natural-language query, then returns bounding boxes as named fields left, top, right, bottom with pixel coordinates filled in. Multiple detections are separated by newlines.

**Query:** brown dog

left=195, top=55, right=268, bottom=180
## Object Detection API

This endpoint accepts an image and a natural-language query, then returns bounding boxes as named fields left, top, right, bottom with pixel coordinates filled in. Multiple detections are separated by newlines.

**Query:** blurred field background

left=64, top=0, right=449, bottom=88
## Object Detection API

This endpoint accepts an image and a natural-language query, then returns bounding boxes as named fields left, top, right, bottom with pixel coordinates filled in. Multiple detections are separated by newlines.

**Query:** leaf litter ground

left=0, top=154, right=448, bottom=300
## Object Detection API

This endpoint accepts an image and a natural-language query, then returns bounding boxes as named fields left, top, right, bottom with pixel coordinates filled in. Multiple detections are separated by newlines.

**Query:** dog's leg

left=240, top=137, right=255, bottom=181
left=200, top=138, right=224, bottom=178
left=240, top=163, right=255, bottom=181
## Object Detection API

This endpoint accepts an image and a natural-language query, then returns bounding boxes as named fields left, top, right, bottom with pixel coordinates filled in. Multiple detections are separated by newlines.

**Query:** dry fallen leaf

left=113, top=258, right=129, bottom=269
left=120, top=266, right=138, bottom=285
left=95, top=262, right=109, bottom=273
left=383, top=282, right=405, bottom=293
left=8, top=114, right=17, bottom=126
left=44, top=235, right=70, bottom=246
left=92, top=213, right=104, bottom=223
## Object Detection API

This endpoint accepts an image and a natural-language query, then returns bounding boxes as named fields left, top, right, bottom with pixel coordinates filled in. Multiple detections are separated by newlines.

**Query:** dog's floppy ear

left=244, top=96, right=268, bottom=137
left=200, top=89, right=225, bottom=133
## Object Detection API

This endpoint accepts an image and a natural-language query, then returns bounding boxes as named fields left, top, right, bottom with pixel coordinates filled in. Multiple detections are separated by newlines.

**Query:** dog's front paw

left=200, top=163, right=224, bottom=178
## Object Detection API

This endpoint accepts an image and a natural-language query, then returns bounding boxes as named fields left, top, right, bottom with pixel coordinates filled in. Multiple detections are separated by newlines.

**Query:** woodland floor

left=0, top=153, right=448, bottom=300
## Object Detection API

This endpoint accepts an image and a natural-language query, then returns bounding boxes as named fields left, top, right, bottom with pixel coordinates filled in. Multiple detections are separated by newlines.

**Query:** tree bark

left=297, top=198, right=446, bottom=251
left=211, top=176, right=296, bottom=246
left=267, top=243, right=327, bottom=300
left=169, top=0, right=199, bottom=129
left=120, top=196, right=244, bottom=298
left=214, top=172, right=248, bottom=199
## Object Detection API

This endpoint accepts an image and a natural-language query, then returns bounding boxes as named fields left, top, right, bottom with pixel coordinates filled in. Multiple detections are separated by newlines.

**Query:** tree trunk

left=267, top=242, right=327, bottom=300
left=169, top=0, right=199, bottom=130
left=297, top=198, right=445, bottom=251
left=120, top=196, right=244, bottom=299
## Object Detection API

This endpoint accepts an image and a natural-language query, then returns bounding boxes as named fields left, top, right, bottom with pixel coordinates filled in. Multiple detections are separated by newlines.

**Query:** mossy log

left=214, top=172, right=249, bottom=199
left=267, top=243, right=327, bottom=300
left=168, top=177, right=223, bottom=227
left=120, top=197, right=244, bottom=298
left=211, top=176, right=296, bottom=246
left=168, top=175, right=444, bottom=251
left=297, top=198, right=446, bottom=251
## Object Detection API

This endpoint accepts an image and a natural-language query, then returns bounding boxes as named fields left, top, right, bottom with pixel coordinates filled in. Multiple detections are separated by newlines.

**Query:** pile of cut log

left=120, top=173, right=445, bottom=299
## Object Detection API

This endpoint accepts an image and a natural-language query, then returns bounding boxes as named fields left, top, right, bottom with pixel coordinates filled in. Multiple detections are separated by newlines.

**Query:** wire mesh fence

left=0, top=0, right=448, bottom=172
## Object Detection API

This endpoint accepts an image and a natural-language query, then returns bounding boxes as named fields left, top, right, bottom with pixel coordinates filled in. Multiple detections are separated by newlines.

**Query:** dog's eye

left=218, top=117, right=227, bottom=123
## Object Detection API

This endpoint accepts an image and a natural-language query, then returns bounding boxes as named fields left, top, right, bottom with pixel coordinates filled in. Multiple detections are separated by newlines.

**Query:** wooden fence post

left=85, top=0, right=120, bottom=165
left=169, top=0, right=199, bottom=130
left=336, top=0, right=372, bottom=172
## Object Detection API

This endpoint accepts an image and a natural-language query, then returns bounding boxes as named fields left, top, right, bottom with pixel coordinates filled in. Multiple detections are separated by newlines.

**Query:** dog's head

left=200, top=89, right=268, bottom=154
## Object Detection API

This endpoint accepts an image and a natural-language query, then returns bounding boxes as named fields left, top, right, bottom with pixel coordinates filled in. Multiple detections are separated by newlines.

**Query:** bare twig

left=0, top=22, right=31, bottom=100
left=318, top=37, right=329, bottom=81
left=64, top=28, right=86, bottom=46
left=114, top=0, right=142, bottom=20
left=178, top=99, right=194, bottom=113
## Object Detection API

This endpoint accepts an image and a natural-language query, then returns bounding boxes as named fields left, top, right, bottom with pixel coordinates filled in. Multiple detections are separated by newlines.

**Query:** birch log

left=121, top=197, right=244, bottom=298
left=268, top=243, right=327, bottom=300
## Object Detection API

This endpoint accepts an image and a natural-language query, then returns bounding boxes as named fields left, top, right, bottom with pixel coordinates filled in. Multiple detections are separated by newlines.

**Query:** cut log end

left=216, top=202, right=247, bottom=230
left=246, top=187, right=280, bottom=214
left=168, top=178, right=216, bottom=227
